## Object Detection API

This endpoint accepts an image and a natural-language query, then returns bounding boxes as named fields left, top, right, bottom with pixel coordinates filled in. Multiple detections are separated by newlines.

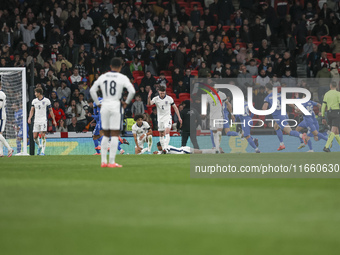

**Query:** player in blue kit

left=235, top=100, right=260, bottom=153
left=262, top=83, right=307, bottom=151
left=295, top=95, right=328, bottom=152
left=92, top=97, right=103, bottom=155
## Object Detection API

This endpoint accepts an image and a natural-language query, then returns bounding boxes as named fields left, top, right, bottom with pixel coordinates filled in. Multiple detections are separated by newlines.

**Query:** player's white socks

left=160, top=136, right=165, bottom=150
left=109, top=136, right=118, bottom=164
left=0, top=140, right=3, bottom=155
left=34, top=137, right=41, bottom=148
left=41, top=136, right=46, bottom=154
left=101, top=136, right=109, bottom=164
left=201, top=149, right=215, bottom=154
left=164, top=134, right=170, bottom=149
left=140, top=148, right=148, bottom=154
left=214, top=131, right=221, bottom=152
left=147, top=135, right=153, bottom=152
left=0, top=134, right=11, bottom=151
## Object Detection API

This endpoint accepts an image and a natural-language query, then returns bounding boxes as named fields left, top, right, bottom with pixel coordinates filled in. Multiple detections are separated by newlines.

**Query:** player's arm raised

left=48, top=106, right=57, bottom=127
left=172, top=103, right=182, bottom=124
left=27, top=106, right=35, bottom=124
left=147, top=90, right=154, bottom=106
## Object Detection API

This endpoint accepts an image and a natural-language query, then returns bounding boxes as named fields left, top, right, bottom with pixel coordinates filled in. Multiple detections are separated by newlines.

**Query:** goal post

left=0, top=67, right=28, bottom=156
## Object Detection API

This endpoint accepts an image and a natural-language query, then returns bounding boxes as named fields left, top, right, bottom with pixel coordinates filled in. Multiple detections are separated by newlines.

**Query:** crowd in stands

left=0, top=0, right=340, bottom=132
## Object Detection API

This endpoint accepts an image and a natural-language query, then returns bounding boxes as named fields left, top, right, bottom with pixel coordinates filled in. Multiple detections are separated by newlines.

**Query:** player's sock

left=117, top=141, right=122, bottom=151
left=109, top=136, right=118, bottom=164
left=160, top=136, right=165, bottom=150
left=289, top=130, right=301, bottom=138
left=247, top=137, right=257, bottom=149
left=140, top=148, right=148, bottom=154
left=34, top=137, right=41, bottom=148
left=307, top=139, right=313, bottom=150
left=16, top=140, right=21, bottom=153
left=147, top=135, right=153, bottom=151
left=325, top=132, right=335, bottom=148
left=164, top=134, right=170, bottom=149
left=318, top=133, right=327, bottom=141
left=226, top=131, right=238, bottom=136
left=41, top=136, right=46, bottom=154
left=0, top=134, right=11, bottom=150
left=101, top=136, right=109, bottom=164
left=94, top=139, right=100, bottom=153
left=0, top=141, right=3, bottom=155
left=275, top=129, right=284, bottom=143
left=214, top=131, right=221, bottom=151
left=201, top=149, right=215, bottom=154
left=210, top=130, right=216, bottom=147
left=299, top=137, right=304, bottom=143
left=334, top=134, right=340, bottom=145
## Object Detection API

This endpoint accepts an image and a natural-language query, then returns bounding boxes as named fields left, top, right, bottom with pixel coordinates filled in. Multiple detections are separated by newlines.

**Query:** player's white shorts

left=158, top=118, right=172, bottom=131
left=33, top=122, right=47, bottom=133
left=101, top=105, right=123, bottom=130
left=135, top=135, right=147, bottom=148
left=210, top=115, right=223, bottom=130
left=0, top=119, right=5, bottom=133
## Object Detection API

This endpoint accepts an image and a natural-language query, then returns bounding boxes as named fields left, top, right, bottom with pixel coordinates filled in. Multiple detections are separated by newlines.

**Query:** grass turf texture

left=0, top=153, right=340, bottom=255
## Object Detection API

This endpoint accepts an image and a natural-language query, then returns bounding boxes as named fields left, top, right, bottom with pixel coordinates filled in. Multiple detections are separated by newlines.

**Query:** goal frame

left=0, top=67, right=28, bottom=156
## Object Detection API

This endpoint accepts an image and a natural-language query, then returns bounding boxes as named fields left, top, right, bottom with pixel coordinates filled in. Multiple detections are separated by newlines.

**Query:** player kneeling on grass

left=28, top=88, right=57, bottom=156
left=153, top=142, right=216, bottom=154
left=132, top=114, right=152, bottom=154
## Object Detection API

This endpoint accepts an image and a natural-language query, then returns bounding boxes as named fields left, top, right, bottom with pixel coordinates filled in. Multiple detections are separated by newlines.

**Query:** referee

left=321, top=81, right=340, bottom=152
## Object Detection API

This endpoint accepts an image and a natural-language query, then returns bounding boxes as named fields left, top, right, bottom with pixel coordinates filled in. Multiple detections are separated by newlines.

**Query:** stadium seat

left=222, top=26, right=230, bottom=32
left=190, top=2, right=202, bottom=8
left=210, top=26, right=217, bottom=32
left=165, top=76, right=173, bottom=84
left=178, top=2, right=188, bottom=8
left=162, top=70, right=172, bottom=76
left=307, top=36, right=318, bottom=42
left=335, top=53, right=340, bottom=62
left=225, top=42, right=232, bottom=48
left=179, top=93, right=190, bottom=101
left=132, top=71, right=144, bottom=78
left=186, top=49, right=191, bottom=54
left=236, top=42, right=247, bottom=48
left=191, top=70, right=198, bottom=76
left=135, top=76, right=143, bottom=85
left=146, top=105, right=155, bottom=115
left=235, top=25, right=241, bottom=31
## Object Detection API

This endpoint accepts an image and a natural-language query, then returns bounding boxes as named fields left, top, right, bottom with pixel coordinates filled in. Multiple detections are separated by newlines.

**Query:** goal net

left=0, top=68, right=28, bottom=156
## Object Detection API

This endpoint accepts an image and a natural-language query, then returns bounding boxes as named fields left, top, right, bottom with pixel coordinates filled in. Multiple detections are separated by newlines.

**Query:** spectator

left=255, top=69, right=270, bottom=87
left=318, top=51, right=331, bottom=70
left=246, top=59, right=258, bottom=76
left=316, top=65, right=332, bottom=101
left=69, top=67, right=83, bottom=86
left=20, top=22, right=40, bottom=46
left=307, top=44, right=321, bottom=77
left=140, top=71, right=156, bottom=88
left=281, top=70, right=297, bottom=87
left=190, top=5, right=201, bottom=27
left=237, top=64, right=252, bottom=88
left=56, top=81, right=71, bottom=104
left=130, top=57, right=143, bottom=73
left=254, top=86, right=267, bottom=110
left=123, top=22, right=138, bottom=44
left=67, top=117, right=83, bottom=132
left=49, top=101, right=66, bottom=126
left=217, top=0, right=234, bottom=26
left=251, top=17, right=267, bottom=48
left=80, top=12, right=94, bottom=31
left=131, top=95, right=145, bottom=116
left=56, top=118, right=68, bottom=132
left=150, top=107, right=158, bottom=130
left=198, top=62, right=211, bottom=78
left=318, top=37, right=331, bottom=53
left=55, top=53, right=72, bottom=73
left=331, top=34, right=340, bottom=54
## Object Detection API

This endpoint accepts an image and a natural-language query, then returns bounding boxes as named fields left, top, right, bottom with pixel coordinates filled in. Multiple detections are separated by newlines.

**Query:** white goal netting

left=0, top=68, right=28, bottom=156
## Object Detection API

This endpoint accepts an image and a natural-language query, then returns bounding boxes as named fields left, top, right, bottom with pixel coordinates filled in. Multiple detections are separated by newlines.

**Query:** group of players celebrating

left=1, top=57, right=340, bottom=165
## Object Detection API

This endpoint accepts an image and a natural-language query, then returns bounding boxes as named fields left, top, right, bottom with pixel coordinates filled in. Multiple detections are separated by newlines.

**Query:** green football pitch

left=1, top=153, right=340, bottom=255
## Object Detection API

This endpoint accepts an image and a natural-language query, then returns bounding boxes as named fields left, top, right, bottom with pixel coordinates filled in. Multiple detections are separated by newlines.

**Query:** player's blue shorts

left=240, top=116, right=252, bottom=137
left=223, top=110, right=230, bottom=129
left=298, top=118, right=317, bottom=133
left=18, top=129, right=23, bottom=138
left=272, top=114, right=289, bottom=130
left=93, top=123, right=102, bottom=136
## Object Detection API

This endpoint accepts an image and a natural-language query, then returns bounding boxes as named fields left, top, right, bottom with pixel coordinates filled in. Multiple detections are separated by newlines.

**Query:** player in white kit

left=147, top=86, right=182, bottom=152
left=207, top=85, right=227, bottom=153
left=90, top=58, right=135, bottom=168
left=132, top=114, right=153, bottom=154
left=0, top=82, right=14, bottom=157
left=153, top=142, right=216, bottom=154
left=28, top=88, right=57, bottom=155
